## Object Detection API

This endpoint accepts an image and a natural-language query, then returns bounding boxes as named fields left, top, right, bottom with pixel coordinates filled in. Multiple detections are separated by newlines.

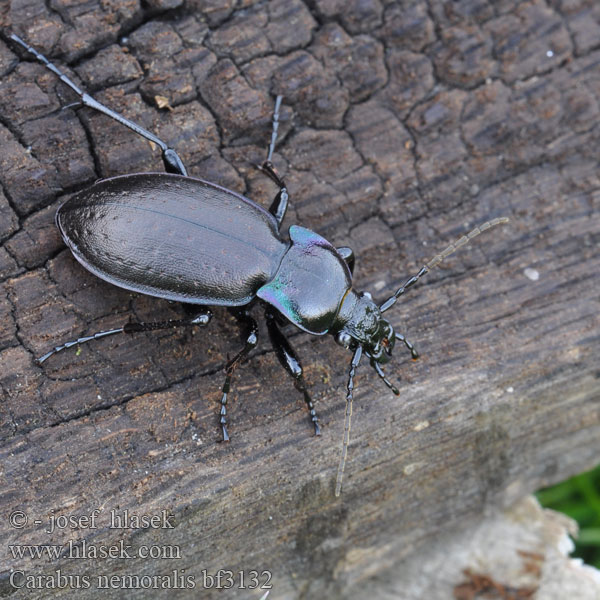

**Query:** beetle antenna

left=379, top=217, right=509, bottom=313
left=335, top=346, right=363, bottom=497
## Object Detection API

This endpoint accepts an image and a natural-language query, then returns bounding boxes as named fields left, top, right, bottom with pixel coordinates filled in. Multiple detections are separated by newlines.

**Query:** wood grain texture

left=0, top=1, right=599, bottom=598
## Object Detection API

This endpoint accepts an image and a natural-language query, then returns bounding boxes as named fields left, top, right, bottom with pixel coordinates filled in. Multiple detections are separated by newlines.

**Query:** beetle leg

left=395, top=333, right=419, bottom=360
left=37, top=310, right=212, bottom=364
left=255, top=96, right=289, bottom=228
left=267, top=187, right=289, bottom=229
left=266, top=95, right=283, bottom=164
left=8, top=33, right=188, bottom=176
left=336, top=247, right=355, bottom=275
left=265, top=311, right=321, bottom=436
left=219, top=311, right=259, bottom=442
left=371, top=361, right=400, bottom=395
left=122, top=310, right=213, bottom=334
left=258, top=160, right=288, bottom=229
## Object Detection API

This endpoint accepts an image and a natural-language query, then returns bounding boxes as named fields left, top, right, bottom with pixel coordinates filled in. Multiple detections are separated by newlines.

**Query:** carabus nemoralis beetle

left=8, top=34, right=508, bottom=495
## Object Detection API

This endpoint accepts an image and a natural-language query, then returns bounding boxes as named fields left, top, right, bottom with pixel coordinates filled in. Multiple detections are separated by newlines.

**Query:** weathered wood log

left=0, top=1, right=598, bottom=598
left=384, top=495, right=600, bottom=599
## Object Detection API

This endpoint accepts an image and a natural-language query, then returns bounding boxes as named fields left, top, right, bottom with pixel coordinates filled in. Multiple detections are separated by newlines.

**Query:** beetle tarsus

left=37, top=312, right=212, bottom=364
left=37, top=327, right=125, bottom=363
left=220, top=409, right=230, bottom=443
left=259, top=96, right=289, bottom=228
left=220, top=378, right=231, bottom=442
left=303, top=395, right=321, bottom=436
left=313, top=419, right=321, bottom=436
left=372, top=361, right=400, bottom=395
left=395, top=332, right=419, bottom=360
left=266, top=95, right=283, bottom=163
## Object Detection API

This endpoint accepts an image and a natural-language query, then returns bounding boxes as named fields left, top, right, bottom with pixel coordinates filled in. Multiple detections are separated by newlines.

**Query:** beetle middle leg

left=265, top=310, right=321, bottom=436
left=8, top=33, right=188, bottom=176
left=219, top=310, right=259, bottom=442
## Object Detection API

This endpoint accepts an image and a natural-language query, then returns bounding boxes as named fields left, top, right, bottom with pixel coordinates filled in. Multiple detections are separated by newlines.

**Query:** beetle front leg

left=395, top=332, right=419, bottom=360
left=265, top=311, right=321, bottom=436
left=219, top=310, right=259, bottom=441
left=372, top=361, right=400, bottom=395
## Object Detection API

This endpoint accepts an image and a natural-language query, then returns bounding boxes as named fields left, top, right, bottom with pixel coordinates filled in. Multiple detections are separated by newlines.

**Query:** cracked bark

left=0, top=1, right=599, bottom=599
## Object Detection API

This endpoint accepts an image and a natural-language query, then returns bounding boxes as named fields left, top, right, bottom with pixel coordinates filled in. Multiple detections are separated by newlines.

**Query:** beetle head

left=334, top=291, right=396, bottom=364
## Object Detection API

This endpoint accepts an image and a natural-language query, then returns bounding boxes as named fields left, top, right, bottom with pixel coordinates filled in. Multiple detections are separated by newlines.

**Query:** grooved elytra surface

left=0, top=1, right=599, bottom=598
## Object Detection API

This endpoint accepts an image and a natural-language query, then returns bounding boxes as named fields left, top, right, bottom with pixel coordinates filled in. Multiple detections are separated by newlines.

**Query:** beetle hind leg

left=261, top=163, right=288, bottom=228
left=8, top=33, right=188, bottom=176
left=257, top=96, right=289, bottom=228
left=266, top=95, right=283, bottom=164
left=38, top=327, right=125, bottom=364
left=265, top=311, right=321, bottom=436
left=37, top=310, right=213, bottom=364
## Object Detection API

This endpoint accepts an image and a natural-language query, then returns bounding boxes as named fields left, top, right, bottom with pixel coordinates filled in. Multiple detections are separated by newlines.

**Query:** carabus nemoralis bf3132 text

left=8, top=33, right=508, bottom=495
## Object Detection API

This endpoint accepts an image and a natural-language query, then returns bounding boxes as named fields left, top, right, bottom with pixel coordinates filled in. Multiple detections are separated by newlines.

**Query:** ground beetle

left=9, top=34, right=508, bottom=495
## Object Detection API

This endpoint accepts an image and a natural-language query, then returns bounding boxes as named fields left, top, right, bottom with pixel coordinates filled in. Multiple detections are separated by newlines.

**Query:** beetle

left=9, top=34, right=508, bottom=495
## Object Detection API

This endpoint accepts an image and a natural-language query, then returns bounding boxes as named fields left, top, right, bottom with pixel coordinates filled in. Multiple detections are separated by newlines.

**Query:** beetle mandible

left=9, top=34, right=508, bottom=495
